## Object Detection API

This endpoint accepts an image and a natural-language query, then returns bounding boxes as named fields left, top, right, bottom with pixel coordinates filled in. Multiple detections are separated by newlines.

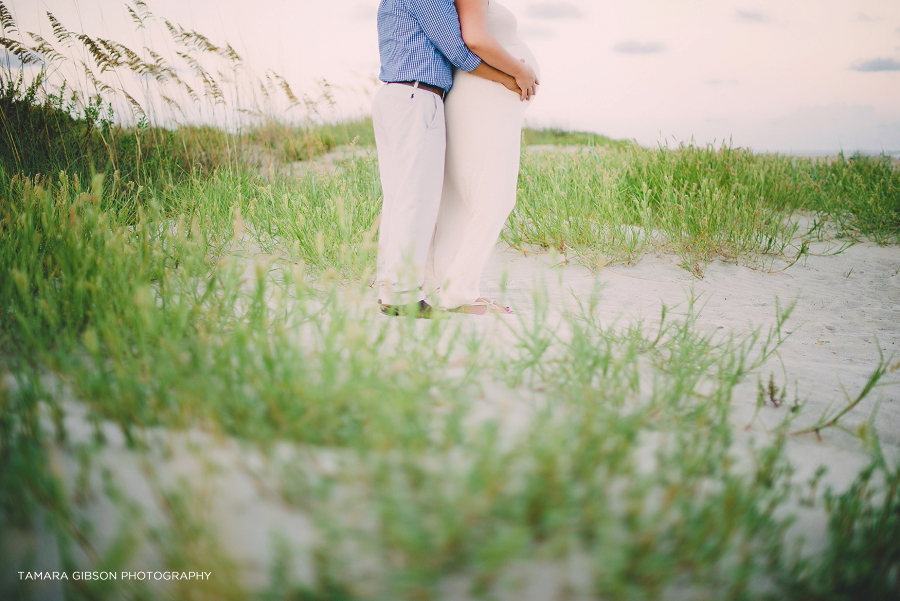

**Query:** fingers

left=515, top=81, right=527, bottom=101
left=515, top=81, right=536, bottom=101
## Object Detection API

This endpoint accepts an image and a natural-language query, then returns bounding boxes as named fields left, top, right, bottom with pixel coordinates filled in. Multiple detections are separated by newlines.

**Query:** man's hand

left=500, top=75, right=523, bottom=98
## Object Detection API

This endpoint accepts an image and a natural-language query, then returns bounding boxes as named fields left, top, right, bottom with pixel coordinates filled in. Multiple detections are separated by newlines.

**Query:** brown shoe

left=379, top=300, right=434, bottom=318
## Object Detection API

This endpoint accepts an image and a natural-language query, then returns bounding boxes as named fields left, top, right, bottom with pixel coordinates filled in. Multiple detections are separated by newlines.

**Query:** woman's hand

left=514, top=59, right=538, bottom=101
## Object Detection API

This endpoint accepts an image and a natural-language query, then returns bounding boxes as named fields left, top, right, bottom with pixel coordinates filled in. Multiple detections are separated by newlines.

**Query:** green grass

left=801, top=154, right=900, bottom=244
left=521, top=126, right=626, bottom=147
left=247, top=117, right=376, bottom=163
left=2, top=2, right=900, bottom=600
left=510, top=143, right=899, bottom=274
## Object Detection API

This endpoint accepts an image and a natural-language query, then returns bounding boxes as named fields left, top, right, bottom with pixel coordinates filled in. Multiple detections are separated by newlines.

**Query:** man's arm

left=407, top=0, right=482, bottom=73
left=470, top=61, right=523, bottom=98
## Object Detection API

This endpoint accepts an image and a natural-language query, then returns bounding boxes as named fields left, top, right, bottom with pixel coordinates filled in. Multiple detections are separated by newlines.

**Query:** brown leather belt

left=390, top=80, right=446, bottom=99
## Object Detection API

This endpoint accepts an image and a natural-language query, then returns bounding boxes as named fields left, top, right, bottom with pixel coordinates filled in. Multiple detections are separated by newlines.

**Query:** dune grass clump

left=509, top=144, right=802, bottom=273
left=0, top=70, right=245, bottom=186
left=803, top=154, right=900, bottom=244
left=509, top=143, right=899, bottom=274
left=0, top=74, right=112, bottom=179
left=248, top=117, right=376, bottom=163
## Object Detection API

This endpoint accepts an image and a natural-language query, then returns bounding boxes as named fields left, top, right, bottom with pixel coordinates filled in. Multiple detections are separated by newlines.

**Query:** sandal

left=448, top=297, right=514, bottom=315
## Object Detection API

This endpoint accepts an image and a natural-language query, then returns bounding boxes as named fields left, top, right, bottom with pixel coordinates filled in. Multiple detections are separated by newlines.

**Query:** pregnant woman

left=426, top=0, right=540, bottom=315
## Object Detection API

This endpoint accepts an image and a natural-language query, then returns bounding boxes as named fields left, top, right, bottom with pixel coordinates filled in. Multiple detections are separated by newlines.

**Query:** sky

left=5, top=0, right=900, bottom=153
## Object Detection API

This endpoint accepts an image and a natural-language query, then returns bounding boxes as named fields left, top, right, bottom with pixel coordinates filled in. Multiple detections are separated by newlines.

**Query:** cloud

left=856, top=13, right=882, bottom=22
left=850, top=57, right=900, bottom=72
left=705, top=78, right=739, bottom=86
left=526, top=2, right=584, bottom=20
left=612, top=40, right=666, bottom=55
left=735, top=10, right=771, bottom=23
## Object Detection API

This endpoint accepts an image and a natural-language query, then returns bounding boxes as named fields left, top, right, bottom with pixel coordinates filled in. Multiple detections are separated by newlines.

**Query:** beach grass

left=521, top=126, right=626, bottom=148
left=2, top=2, right=900, bottom=599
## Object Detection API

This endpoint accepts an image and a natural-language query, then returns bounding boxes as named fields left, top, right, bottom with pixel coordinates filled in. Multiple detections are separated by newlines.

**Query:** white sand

left=484, top=238, right=900, bottom=443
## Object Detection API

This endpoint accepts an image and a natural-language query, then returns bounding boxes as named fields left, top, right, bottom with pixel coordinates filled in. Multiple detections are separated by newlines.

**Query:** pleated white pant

left=372, top=83, right=446, bottom=305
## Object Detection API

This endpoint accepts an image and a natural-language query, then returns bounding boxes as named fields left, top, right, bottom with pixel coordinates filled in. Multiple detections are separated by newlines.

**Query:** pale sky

left=7, top=0, right=900, bottom=153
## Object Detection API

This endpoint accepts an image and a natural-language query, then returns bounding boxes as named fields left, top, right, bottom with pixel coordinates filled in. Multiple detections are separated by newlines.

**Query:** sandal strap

left=447, top=298, right=512, bottom=314
left=475, top=297, right=511, bottom=310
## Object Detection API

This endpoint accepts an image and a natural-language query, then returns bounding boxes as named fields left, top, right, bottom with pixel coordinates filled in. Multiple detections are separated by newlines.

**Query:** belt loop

left=413, top=81, right=420, bottom=89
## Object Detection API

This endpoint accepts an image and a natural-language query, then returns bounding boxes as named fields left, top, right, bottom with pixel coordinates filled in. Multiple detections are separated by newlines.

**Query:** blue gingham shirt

left=377, top=0, right=482, bottom=92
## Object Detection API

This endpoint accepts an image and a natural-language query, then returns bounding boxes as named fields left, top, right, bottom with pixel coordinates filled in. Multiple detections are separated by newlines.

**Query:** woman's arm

left=455, top=0, right=538, bottom=100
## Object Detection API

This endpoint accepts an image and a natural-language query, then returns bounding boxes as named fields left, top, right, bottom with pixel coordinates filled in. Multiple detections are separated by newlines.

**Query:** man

left=372, top=0, right=528, bottom=317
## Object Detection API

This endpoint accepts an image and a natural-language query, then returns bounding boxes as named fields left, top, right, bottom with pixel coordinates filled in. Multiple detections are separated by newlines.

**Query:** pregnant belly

left=505, top=42, right=540, bottom=79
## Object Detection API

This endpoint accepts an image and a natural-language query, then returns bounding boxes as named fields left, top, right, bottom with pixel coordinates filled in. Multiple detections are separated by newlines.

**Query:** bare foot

left=448, top=298, right=513, bottom=315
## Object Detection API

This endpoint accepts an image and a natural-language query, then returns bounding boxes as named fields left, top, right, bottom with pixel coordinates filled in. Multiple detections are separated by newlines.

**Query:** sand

left=482, top=237, right=900, bottom=443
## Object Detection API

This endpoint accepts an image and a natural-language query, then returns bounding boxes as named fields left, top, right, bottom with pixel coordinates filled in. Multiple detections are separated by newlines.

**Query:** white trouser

left=372, top=83, right=446, bottom=305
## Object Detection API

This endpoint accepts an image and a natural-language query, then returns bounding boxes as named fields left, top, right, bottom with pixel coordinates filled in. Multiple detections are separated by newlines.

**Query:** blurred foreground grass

left=1, top=2, right=899, bottom=599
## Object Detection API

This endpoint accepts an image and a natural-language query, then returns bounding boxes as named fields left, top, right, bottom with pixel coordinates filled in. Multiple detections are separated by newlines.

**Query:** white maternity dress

left=426, top=0, right=539, bottom=309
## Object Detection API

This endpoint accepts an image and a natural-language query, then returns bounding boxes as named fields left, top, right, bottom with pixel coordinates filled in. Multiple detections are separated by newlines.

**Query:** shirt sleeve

left=406, top=0, right=482, bottom=72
